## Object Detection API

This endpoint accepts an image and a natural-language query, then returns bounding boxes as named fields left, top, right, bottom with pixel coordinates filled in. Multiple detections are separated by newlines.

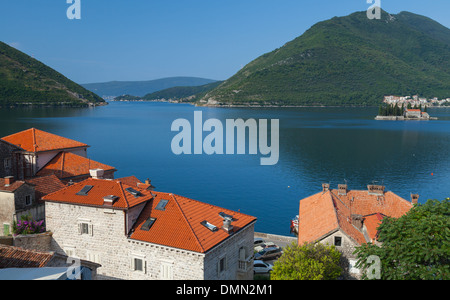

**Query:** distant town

left=383, top=95, right=450, bottom=107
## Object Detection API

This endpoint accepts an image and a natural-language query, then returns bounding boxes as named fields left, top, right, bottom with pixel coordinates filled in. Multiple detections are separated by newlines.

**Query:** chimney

left=4, top=176, right=15, bottom=187
left=411, top=194, right=419, bottom=205
left=103, top=195, right=119, bottom=206
left=338, top=184, right=348, bottom=196
left=367, top=185, right=385, bottom=195
left=351, top=214, right=364, bottom=230
left=219, top=212, right=234, bottom=234
left=222, top=218, right=234, bottom=233
left=90, top=169, right=105, bottom=179
left=322, top=183, right=330, bottom=193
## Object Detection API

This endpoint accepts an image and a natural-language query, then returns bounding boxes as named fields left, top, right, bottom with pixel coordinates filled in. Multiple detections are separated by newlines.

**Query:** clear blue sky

left=1, top=0, right=449, bottom=84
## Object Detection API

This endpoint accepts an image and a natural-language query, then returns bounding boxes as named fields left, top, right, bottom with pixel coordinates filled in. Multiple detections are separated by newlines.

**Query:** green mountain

left=200, top=10, right=450, bottom=106
left=140, top=81, right=223, bottom=101
left=0, top=41, right=105, bottom=107
left=82, top=77, right=218, bottom=97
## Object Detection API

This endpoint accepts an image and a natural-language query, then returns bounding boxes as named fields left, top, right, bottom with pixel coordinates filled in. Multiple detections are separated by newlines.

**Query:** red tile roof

left=298, top=187, right=413, bottom=245
left=0, top=178, right=27, bottom=192
left=1, top=128, right=88, bottom=153
left=25, top=175, right=67, bottom=203
left=130, top=192, right=257, bottom=253
left=42, top=178, right=152, bottom=210
left=36, top=152, right=116, bottom=179
left=0, top=245, right=54, bottom=268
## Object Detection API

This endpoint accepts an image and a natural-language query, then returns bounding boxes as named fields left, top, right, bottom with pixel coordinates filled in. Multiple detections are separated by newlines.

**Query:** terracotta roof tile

left=298, top=187, right=413, bottom=245
left=42, top=178, right=151, bottom=209
left=36, top=152, right=116, bottom=179
left=25, top=175, right=67, bottom=202
left=0, top=178, right=27, bottom=192
left=1, top=128, right=88, bottom=153
left=0, top=245, right=54, bottom=268
left=130, top=192, right=257, bottom=253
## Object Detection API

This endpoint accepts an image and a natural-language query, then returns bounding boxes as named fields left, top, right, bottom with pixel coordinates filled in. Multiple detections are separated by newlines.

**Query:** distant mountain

left=0, top=41, right=105, bottom=107
left=200, top=10, right=450, bottom=106
left=82, top=77, right=218, bottom=97
left=140, top=81, right=223, bottom=101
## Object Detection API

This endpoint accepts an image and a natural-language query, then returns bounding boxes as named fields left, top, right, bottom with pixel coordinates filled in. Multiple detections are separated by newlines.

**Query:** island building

left=297, top=183, right=416, bottom=278
left=42, top=175, right=257, bottom=280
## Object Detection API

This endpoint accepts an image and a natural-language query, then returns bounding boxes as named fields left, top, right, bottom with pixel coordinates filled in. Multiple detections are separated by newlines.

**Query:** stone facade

left=45, top=201, right=255, bottom=280
left=0, top=140, right=19, bottom=179
left=0, top=182, right=39, bottom=236
left=316, top=229, right=361, bottom=279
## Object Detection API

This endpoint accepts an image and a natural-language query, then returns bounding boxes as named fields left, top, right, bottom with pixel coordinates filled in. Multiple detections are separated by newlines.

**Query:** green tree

left=354, top=199, right=450, bottom=280
left=271, top=242, right=342, bottom=280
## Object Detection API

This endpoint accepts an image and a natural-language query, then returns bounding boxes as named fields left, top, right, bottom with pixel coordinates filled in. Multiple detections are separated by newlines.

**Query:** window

left=134, top=258, right=143, bottom=271
left=201, top=220, right=218, bottom=232
left=126, top=187, right=142, bottom=197
left=131, top=255, right=146, bottom=274
left=334, top=236, right=342, bottom=247
left=155, top=199, right=169, bottom=211
left=78, top=219, right=93, bottom=236
left=3, top=223, right=10, bottom=236
left=4, top=158, right=11, bottom=173
left=76, top=185, right=94, bottom=196
left=81, top=223, right=89, bottom=234
left=161, top=262, right=174, bottom=280
left=141, top=217, right=156, bottom=231
left=218, top=256, right=227, bottom=274
left=25, top=195, right=32, bottom=206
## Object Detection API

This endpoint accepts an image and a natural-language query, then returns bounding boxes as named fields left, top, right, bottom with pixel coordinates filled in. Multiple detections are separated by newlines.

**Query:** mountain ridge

left=82, top=77, right=219, bottom=97
left=198, top=10, right=450, bottom=107
left=0, top=41, right=105, bottom=108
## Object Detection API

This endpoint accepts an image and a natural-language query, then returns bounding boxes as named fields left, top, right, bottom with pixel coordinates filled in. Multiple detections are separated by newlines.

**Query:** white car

left=253, top=260, right=273, bottom=274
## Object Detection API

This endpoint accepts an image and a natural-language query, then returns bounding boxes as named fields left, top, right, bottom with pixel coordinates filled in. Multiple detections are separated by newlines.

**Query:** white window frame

left=160, top=260, right=174, bottom=280
left=130, top=254, right=147, bottom=274
left=77, top=219, right=93, bottom=236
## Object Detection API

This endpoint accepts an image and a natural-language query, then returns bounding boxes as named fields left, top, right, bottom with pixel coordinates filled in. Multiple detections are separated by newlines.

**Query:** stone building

left=0, top=177, right=36, bottom=236
left=0, top=139, right=21, bottom=179
left=43, top=177, right=256, bottom=280
left=1, top=128, right=90, bottom=179
left=297, top=183, right=414, bottom=278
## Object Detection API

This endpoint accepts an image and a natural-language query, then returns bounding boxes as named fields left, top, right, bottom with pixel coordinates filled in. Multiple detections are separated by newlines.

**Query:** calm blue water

left=1, top=102, right=450, bottom=235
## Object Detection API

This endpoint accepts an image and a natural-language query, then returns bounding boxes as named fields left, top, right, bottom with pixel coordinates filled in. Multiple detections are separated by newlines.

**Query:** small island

left=375, top=104, right=438, bottom=120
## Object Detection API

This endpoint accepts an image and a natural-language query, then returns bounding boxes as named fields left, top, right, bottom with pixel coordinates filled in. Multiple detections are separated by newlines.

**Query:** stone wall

left=13, top=231, right=52, bottom=252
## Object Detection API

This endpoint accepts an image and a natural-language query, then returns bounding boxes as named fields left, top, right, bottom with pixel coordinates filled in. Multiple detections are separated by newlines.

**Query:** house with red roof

left=42, top=177, right=256, bottom=280
left=297, top=183, right=415, bottom=278
left=1, top=128, right=90, bottom=179
left=0, top=174, right=66, bottom=236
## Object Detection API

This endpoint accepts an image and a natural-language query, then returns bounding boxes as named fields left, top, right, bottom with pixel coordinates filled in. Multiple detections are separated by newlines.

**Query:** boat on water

left=290, top=215, right=299, bottom=234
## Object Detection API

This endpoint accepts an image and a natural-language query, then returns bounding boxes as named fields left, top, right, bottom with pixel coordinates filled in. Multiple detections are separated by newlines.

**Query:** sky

left=1, top=0, right=450, bottom=84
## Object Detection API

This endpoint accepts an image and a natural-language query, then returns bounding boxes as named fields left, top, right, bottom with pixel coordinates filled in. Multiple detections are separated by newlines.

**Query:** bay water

left=1, top=102, right=449, bottom=235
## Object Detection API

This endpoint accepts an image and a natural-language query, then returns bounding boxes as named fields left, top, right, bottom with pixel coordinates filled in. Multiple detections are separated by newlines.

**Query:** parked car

left=253, top=260, right=273, bottom=274
left=254, top=242, right=278, bottom=253
left=254, top=238, right=266, bottom=247
left=254, top=246, right=283, bottom=261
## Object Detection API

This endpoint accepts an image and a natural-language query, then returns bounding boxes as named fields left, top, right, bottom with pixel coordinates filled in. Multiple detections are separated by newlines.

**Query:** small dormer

left=103, top=195, right=119, bottom=206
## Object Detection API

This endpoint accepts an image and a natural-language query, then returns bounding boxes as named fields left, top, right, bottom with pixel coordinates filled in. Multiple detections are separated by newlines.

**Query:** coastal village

left=0, top=128, right=420, bottom=280
left=383, top=95, right=450, bottom=107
